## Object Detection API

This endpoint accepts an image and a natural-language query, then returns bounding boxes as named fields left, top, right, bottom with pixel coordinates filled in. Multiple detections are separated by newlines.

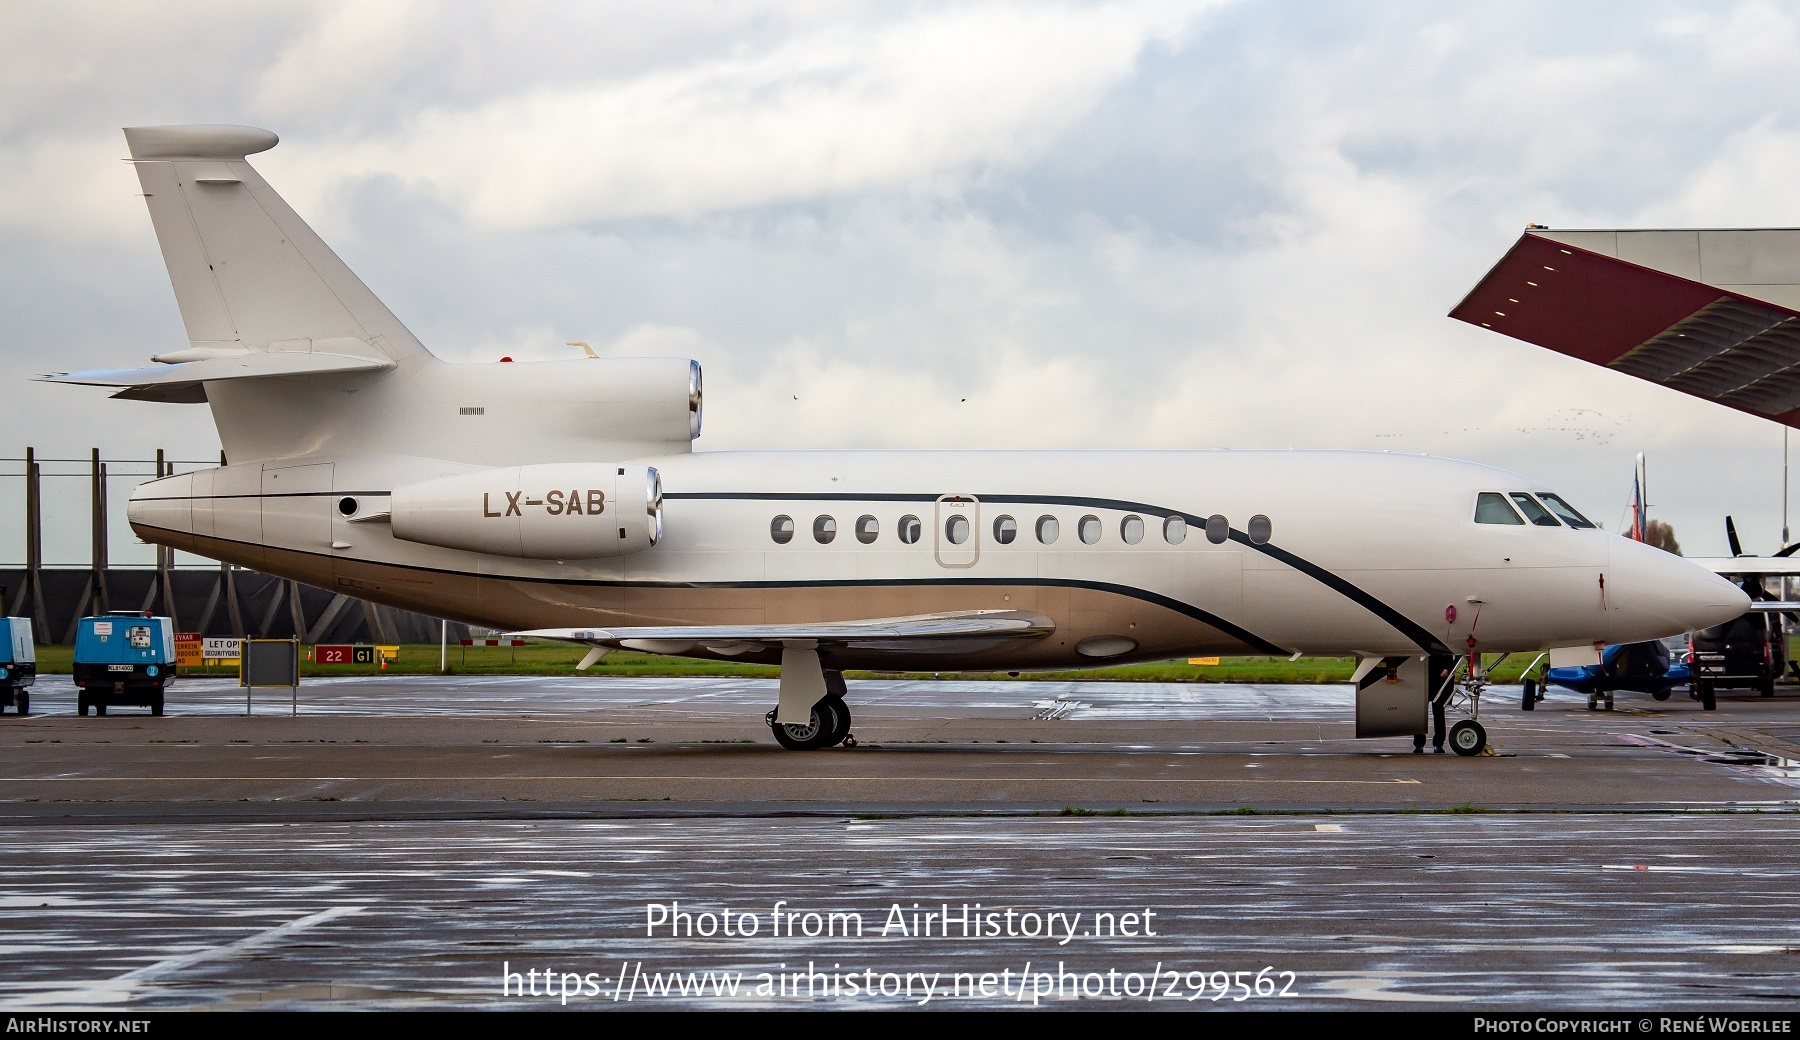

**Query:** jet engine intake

left=390, top=463, right=662, bottom=559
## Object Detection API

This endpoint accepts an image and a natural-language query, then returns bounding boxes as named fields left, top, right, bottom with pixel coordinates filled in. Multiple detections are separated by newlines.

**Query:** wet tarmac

left=3, top=675, right=1799, bottom=1010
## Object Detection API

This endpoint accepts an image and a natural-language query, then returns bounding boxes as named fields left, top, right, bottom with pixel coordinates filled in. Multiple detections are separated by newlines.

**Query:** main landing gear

left=767, top=654, right=855, bottom=751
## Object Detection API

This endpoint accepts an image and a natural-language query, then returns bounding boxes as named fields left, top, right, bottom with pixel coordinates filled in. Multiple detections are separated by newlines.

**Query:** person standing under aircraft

left=1412, top=657, right=1455, bottom=753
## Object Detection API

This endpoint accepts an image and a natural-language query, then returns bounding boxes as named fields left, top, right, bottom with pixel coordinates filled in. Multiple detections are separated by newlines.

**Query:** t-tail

left=40, top=125, right=701, bottom=469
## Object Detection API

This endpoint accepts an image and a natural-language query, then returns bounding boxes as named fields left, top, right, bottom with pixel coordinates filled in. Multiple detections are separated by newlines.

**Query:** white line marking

left=0, top=905, right=364, bottom=1009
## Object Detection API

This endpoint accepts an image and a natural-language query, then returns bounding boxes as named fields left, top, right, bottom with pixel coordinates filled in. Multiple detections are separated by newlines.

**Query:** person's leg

left=1431, top=698, right=1447, bottom=751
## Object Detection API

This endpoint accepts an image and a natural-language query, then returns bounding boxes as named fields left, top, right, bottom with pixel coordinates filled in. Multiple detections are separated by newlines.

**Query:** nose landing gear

left=1448, top=719, right=1486, bottom=756
left=1439, top=650, right=1498, bottom=757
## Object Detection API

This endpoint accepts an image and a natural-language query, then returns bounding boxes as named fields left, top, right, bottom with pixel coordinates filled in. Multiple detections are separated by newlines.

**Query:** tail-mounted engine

left=390, top=463, right=662, bottom=559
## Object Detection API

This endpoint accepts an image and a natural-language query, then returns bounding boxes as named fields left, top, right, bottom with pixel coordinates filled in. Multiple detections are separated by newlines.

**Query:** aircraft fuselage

left=128, top=446, right=1746, bottom=670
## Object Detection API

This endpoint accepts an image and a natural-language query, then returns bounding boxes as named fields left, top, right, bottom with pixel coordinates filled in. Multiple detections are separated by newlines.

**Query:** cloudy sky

left=4, top=0, right=1800, bottom=564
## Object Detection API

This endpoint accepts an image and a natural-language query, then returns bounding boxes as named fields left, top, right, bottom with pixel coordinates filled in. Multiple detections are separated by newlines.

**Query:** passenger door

left=934, top=494, right=980, bottom=568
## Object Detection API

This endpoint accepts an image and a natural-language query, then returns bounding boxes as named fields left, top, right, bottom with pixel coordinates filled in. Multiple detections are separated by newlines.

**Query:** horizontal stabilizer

left=513, top=610, right=1055, bottom=656
left=39, top=350, right=393, bottom=402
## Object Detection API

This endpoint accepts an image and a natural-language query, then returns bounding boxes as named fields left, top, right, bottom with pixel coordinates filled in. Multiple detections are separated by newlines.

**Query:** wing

left=513, top=609, right=1055, bottom=660
left=1691, top=557, right=1800, bottom=577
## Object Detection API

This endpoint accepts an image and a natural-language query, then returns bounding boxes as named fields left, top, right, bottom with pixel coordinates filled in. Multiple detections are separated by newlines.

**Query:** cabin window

left=1474, top=492, right=1525, bottom=525
left=946, top=515, right=970, bottom=545
left=1247, top=514, right=1272, bottom=544
left=1205, top=514, right=1229, bottom=544
left=994, top=515, right=1017, bottom=544
left=771, top=515, right=795, bottom=543
left=1164, top=515, right=1187, bottom=544
left=855, top=514, right=879, bottom=543
left=1538, top=492, right=1596, bottom=529
left=1509, top=493, right=1561, bottom=527
left=1036, top=515, right=1059, bottom=544
left=898, top=515, right=922, bottom=544
left=1121, top=515, right=1145, bottom=544
left=1079, top=515, right=1101, bottom=544
left=814, top=515, right=837, bottom=544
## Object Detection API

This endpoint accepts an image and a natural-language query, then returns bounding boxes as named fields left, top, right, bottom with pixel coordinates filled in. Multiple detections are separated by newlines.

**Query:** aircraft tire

left=1520, top=680, right=1536, bottom=711
left=769, top=700, right=841, bottom=751
left=822, top=696, right=851, bottom=747
left=1651, top=689, right=1671, bottom=701
left=1449, top=720, right=1486, bottom=757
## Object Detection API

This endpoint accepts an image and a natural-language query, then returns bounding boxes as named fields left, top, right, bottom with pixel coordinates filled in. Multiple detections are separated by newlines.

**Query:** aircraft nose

left=1608, top=536, right=1750, bottom=637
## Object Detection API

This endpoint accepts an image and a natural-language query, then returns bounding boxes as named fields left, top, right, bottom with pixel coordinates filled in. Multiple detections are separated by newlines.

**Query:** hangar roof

left=1450, top=228, right=1800, bottom=428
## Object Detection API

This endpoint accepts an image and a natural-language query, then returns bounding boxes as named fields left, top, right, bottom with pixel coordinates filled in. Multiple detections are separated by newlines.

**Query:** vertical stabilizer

left=122, top=125, right=432, bottom=364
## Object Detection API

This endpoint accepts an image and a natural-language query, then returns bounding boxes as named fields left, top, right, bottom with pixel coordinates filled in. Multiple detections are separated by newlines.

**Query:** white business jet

left=42, top=126, right=1749, bottom=755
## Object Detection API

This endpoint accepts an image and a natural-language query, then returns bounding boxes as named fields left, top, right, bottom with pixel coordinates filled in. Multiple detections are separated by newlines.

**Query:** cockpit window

left=1475, top=492, right=1525, bottom=525
left=1509, top=493, right=1561, bottom=527
left=1537, top=492, right=1596, bottom=529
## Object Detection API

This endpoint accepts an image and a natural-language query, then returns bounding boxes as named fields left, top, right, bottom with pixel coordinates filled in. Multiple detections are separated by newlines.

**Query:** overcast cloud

left=3, top=0, right=1800, bottom=564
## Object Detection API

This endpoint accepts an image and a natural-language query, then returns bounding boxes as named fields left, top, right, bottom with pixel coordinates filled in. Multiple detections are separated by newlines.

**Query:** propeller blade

left=1727, top=515, right=1744, bottom=557
left=1777, top=541, right=1800, bottom=558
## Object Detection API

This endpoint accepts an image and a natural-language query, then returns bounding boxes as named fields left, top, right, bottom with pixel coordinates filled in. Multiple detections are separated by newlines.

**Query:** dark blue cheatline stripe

left=1233, top=534, right=1446, bottom=654
left=129, top=524, right=1289, bottom=656
left=668, top=490, right=1442, bottom=653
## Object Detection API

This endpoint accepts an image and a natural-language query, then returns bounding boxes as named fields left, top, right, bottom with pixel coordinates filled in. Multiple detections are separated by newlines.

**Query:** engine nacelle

left=390, top=463, right=662, bottom=559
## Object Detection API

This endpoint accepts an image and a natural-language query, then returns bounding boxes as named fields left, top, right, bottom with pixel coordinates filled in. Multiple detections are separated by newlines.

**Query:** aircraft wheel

left=1449, top=720, right=1487, bottom=757
left=1651, top=689, right=1671, bottom=702
left=1521, top=680, right=1537, bottom=711
left=1697, top=682, right=1716, bottom=711
left=822, top=695, right=851, bottom=747
left=769, top=700, right=842, bottom=751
